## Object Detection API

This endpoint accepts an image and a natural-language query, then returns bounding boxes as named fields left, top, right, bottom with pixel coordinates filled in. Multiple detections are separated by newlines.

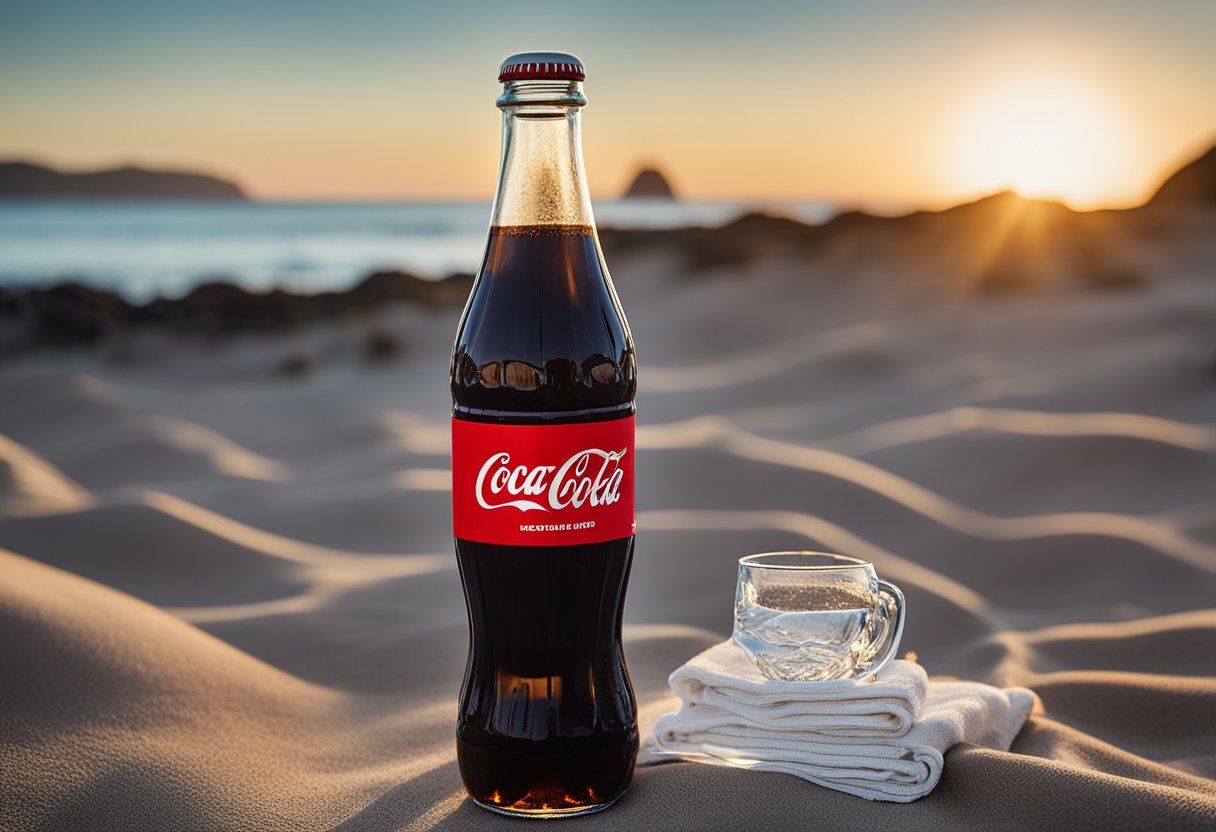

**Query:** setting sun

left=949, top=73, right=1137, bottom=208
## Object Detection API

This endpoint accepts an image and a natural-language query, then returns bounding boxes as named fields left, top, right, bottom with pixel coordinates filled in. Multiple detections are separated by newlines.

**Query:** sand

left=2, top=236, right=1215, bottom=830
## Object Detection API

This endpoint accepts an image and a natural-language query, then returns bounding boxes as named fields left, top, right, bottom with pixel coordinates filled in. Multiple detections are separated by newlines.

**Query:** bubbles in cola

left=449, top=53, right=638, bottom=817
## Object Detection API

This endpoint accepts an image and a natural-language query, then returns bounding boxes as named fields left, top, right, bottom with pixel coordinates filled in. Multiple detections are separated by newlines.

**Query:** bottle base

left=470, top=791, right=624, bottom=819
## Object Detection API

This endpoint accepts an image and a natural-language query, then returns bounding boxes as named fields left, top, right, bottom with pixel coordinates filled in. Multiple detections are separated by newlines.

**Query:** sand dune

left=0, top=433, right=92, bottom=516
left=2, top=236, right=1215, bottom=829
left=30, top=414, right=289, bottom=487
left=0, top=549, right=470, bottom=831
left=641, top=322, right=887, bottom=393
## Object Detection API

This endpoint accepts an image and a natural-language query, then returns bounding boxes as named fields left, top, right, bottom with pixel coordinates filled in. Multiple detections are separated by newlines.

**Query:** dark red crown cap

left=498, top=51, right=585, bottom=83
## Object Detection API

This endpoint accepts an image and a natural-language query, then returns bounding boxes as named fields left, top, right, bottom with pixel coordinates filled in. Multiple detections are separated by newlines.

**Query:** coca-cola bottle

left=449, top=52, right=638, bottom=817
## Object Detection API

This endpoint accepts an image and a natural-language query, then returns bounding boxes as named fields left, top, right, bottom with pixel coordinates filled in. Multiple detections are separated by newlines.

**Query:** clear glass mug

left=733, top=552, right=906, bottom=681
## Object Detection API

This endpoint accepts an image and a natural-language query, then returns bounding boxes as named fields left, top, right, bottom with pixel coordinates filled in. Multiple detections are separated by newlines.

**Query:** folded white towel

left=667, top=640, right=929, bottom=738
left=640, top=641, right=1038, bottom=802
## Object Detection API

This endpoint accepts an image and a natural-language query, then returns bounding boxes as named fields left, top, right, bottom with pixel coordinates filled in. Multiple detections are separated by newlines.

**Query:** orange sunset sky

left=2, top=0, right=1215, bottom=208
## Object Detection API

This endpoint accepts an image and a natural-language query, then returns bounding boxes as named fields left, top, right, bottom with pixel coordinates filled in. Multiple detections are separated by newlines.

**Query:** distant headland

left=0, top=161, right=247, bottom=200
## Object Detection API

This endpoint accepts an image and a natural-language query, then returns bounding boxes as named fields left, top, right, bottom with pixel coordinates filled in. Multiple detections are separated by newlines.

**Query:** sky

left=2, top=0, right=1215, bottom=208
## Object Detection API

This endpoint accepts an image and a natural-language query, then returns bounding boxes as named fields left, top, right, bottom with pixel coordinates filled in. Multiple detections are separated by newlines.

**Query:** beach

left=2, top=191, right=1215, bottom=829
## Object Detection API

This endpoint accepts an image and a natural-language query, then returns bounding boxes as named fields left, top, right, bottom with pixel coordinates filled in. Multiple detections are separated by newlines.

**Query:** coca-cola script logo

left=475, top=448, right=627, bottom=513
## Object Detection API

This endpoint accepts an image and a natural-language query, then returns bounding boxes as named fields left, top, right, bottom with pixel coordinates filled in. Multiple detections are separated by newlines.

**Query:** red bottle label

left=451, top=415, right=636, bottom=547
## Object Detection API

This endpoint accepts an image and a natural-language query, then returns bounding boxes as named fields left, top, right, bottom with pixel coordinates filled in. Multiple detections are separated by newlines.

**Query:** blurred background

left=1, top=2, right=1216, bottom=828
left=2, top=0, right=1214, bottom=299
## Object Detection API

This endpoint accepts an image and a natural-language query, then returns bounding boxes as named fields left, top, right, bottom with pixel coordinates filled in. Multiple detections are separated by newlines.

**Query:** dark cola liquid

left=451, top=225, right=638, bottom=815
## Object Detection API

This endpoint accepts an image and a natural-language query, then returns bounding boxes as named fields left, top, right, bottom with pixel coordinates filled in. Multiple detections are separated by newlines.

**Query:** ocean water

left=0, top=199, right=836, bottom=302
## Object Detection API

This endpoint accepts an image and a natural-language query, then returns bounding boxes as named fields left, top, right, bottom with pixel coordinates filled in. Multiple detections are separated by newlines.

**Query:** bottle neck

left=490, top=80, right=595, bottom=230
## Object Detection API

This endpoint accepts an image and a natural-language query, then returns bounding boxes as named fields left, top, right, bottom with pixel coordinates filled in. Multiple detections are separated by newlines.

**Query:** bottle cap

left=498, top=51, right=585, bottom=83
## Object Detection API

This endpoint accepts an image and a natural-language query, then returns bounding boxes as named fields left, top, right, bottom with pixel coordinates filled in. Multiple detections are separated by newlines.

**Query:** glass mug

left=733, top=552, right=906, bottom=681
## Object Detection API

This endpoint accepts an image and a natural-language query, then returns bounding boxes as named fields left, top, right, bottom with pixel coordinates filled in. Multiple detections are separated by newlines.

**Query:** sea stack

left=623, top=167, right=676, bottom=199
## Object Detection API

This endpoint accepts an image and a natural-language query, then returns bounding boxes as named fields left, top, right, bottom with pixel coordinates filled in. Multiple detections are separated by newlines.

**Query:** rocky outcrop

left=0, top=271, right=473, bottom=354
left=1146, top=144, right=1216, bottom=206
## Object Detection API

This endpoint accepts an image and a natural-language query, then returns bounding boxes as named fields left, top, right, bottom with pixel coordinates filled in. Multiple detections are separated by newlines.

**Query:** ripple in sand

left=638, top=416, right=1216, bottom=573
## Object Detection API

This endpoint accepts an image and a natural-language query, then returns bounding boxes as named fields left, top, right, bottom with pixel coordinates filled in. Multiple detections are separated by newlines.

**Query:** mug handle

left=866, top=579, right=906, bottom=677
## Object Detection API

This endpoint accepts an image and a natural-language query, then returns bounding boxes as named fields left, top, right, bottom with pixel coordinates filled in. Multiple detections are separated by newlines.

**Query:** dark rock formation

left=0, top=271, right=473, bottom=354
left=622, top=167, right=675, bottom=199
left=1147, top=144, right=1216, bottom=206
left=0, top=161, right=247, bottom=200
left=0, top=283, right=139, bottom=351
